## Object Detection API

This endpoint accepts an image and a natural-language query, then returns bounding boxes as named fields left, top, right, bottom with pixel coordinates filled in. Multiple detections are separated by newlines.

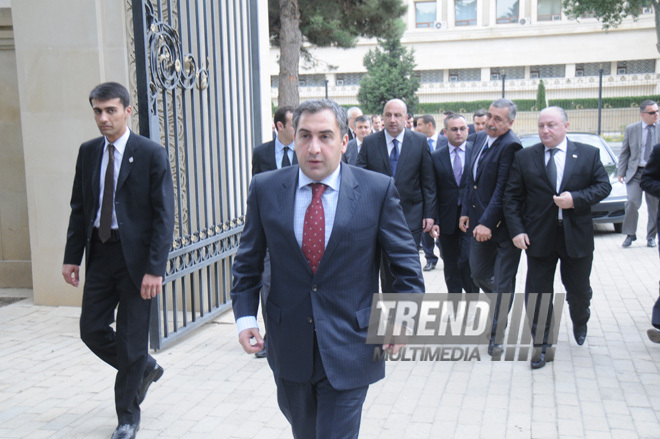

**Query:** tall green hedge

left=416, top=99, right=538, bottom=114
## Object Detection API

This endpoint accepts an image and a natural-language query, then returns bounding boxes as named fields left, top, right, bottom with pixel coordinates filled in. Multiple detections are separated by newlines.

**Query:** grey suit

left=618, top=121, right=659, bottom=239
left=343, top=138, right=359, bottom=165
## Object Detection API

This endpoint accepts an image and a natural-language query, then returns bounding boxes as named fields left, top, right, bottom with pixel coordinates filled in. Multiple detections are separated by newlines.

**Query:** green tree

left=562, top=0, right=660, bottom=53
left=536, top=79, right=547, bottom=110
left=357, top=29, right=420, bottom=115
left=270, top=0, right=407, bottom=106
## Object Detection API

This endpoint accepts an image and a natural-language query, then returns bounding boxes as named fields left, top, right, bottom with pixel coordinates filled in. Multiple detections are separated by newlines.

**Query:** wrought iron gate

left=129, top=0, right=262, bottom=349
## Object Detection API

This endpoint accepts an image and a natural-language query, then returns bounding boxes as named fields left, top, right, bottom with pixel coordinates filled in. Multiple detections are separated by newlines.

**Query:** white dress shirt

left=94, top=128, right=130, bottom=229
left=275, top=136, right=294, bottom=169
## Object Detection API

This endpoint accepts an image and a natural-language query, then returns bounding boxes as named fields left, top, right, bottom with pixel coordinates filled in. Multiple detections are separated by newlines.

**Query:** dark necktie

left=302, top=183, right=326, bottom=274
left=99, top=144, right=115, bottom=243
left=428, top=138, right=434, bottom=153
left=390, top=139, right=399, bottom=176
left=282, top=146, right=291, bottom=167
left=645, top=125, right=655, bottom=162
left=546, top=148, right=558, bottom=192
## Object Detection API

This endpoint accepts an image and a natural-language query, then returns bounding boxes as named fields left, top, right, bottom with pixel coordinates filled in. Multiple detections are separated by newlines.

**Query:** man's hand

left=382, top=343, right=405, bottom=355
left=618, top=175, right=624, bottom=183
left=458, top=216, right=469, bottom=233
left=512, top=233, right=530, bottom=250
left=141, top=274, right=163, bottom=300
left=238, top=328, right=264, bottom=354
left=422, top=218, right=434, bottom=233
left=431, top=225, right=440, bottom=239
left=62, top=264, right=80, bottom=287
left=473, top=224, right=492, bottom=242
left=553, top=191, right=574, bottom=209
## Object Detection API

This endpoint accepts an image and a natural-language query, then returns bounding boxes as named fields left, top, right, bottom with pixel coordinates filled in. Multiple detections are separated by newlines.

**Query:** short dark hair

left=419, top=115, right=436, bottom=128
left=89, top=82, right=130, bottom=108
left=641, top=100, right=658, bottom=112
left=444, top=113, right=467, bottom=129
left=354, top=115, right=371, bottom=126
left=443, top=111, right=454, bottom=117
left=274, top=106, right=294, bottom=130
left=293, top=99, right=348, bottom=137
left=473, top=109, right=488, bottom=119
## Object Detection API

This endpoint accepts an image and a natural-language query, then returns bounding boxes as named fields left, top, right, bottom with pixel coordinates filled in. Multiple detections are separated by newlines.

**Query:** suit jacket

left=356, top=129, right=437, bottom=235
left=343, top=138, right=359, bottom=166
left=231, top=164, right=424, bottom=390
left=641, top=143, right=660, bottom=207
left=504, top=140, right=611, bottom=259
left=63, top=132, right=175, bottom=289
left=461, top=130, right=522, bottom=240
left=251, top=138, right=297, bottom=176
left=618, top=121, right=660, bottom=181
left=431, top=141, right=475, bottom=234
left=435, top=134, right=449, bottom=150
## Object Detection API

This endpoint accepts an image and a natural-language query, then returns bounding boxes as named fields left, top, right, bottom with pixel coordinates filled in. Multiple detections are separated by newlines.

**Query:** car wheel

left=613, top=223, right=622, bottom=233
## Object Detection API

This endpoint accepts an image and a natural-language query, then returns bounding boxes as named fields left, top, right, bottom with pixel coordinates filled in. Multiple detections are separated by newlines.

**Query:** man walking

left=618, top=100, right=660, bottom=248
left=62, top=82, right=175, bottom=439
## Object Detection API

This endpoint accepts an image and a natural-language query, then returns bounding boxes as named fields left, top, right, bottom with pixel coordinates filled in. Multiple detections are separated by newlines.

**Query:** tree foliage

left=536, top=80, right=547, bottom=110
left=270, top=0, right=407, bottom=106
left=357, top=30, right=420, bottom=115
left=562, top=0, right=660, bottom=53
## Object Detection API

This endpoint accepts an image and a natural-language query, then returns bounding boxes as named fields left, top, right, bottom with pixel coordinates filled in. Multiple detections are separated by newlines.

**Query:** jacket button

left=473, top=185, right=477, bottom=189
left=307, top=316, right=313, bottom=324
left=311, top=285, right=318, bottom=292
left=472, top=204, right=476, bottom=208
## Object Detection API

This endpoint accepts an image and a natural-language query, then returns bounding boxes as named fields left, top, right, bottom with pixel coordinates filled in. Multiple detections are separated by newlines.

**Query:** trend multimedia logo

left=367, top=293, right=564, bottom=362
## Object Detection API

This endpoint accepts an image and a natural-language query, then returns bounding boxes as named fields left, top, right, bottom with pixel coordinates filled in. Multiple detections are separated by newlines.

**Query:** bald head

left=383, top=99, right=407, bottom=137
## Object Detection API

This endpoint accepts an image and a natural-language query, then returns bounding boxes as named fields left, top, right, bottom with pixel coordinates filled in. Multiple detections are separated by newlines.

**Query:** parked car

left=518, top=132, right=626, bottom=233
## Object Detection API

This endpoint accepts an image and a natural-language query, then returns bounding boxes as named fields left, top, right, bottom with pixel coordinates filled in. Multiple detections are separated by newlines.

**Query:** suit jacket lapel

left=322, top=164, right=359, bottom=267
left=394, top=130, right=413, bottom=182
left=376, top=131, right=392, bottom=176
left=559, top=140, right=578, bottom=193
left=279, top=167, right=310, bottom=272
left=438, top=145, right=456, bottom=187
left=460, top=141, right=474, bottom=186
left=535, top=144, right=555, bottom=192
left=117, top=133, right=136, bottom=191
left=92, top=139, right=104, bottom=206
left=268, top=140, right=278, bottom=170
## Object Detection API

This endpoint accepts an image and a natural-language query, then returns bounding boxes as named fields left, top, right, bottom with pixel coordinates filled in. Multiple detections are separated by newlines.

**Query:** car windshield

left=519, top=133, right=617, bottom=174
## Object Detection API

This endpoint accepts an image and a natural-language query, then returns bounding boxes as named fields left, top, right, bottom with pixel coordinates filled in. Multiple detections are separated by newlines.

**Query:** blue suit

left=231, top=163, right=424, bottom=437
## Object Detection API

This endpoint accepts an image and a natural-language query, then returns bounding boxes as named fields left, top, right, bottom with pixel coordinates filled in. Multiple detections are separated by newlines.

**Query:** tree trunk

left=278, top=0, right=302, bottom=106
left=654, top=0, right=660, bottom=54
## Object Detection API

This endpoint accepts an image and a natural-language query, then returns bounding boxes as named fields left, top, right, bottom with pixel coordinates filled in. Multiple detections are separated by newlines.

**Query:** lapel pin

left=572, top=154, right=578, bottom=158
left=129, top=157, right=134, bottom=163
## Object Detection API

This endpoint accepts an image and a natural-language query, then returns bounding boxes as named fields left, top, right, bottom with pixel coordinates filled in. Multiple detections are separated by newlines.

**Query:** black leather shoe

left=111, top=423, right=139, bottom=439
left=531, top=352, right=546, bottom=369
left=423, top=262, right=436, bottom=271
left=622, top=235, right=636, bottom=247
left=648, top=328, right=660, bottom=343
left=648, top=238, right=657, bottom=248
left=138, top=364, right=164, bottom=404
left=573, top=324, right=587, bottom=345
left=487, top=339, right=503, bottom=357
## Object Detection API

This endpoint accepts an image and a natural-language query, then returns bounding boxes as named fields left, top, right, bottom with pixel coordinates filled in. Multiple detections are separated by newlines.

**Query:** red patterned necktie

left=302, top=183, right=327, bottom=273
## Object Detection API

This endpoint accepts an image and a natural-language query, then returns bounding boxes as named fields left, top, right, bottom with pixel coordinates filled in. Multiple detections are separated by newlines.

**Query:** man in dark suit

left=231, top=99, right=424, bottom=438
left=459, top=98, right=522, bottom=357
left=250, top=105, right=296, bottom=358
left=430, top=114, right=479, bottom=294
left=343, top=115, right=372, bottom=165
left=346, top=106, right=363, bottom=141
left=641, top=143, right=660, bottom=342
left=467, top=108, right=488, bottom=139
left=504, top=107, right=611, bottom=369
left=252, top=106, right=296, bottom=175
left=357, top=98, right=436, bottom=294
left=618, top=100, right=659, bottom=248
left=62, top=83, right=175, bottom=439
left=415, top=115, right=441, bottom=271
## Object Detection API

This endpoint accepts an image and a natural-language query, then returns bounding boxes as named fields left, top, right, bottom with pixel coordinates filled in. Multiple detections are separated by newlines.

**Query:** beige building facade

left=1, top=0, right=271, bottom=305
left=270, top=0, right=660, bottom=116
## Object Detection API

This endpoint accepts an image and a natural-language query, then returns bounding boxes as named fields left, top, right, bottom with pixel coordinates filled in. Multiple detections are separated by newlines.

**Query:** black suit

left=462, top=130, right=522, bottom=340
left=357, top=129, right=437, bottom=294
left=431, top=142, right=479, bottom=293
left=641, top=144, right=660, bottom=329
left=64, top=131, right=175, bottom=424
left=504, top=140, right=611, bottom=347
left=252, top=138, right=297, bottom=176
left=343, top=138, right=359, bottom=166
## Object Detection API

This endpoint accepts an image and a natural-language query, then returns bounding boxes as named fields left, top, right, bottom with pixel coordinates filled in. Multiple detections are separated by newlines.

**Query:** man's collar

left=105, top=128, right=130, bottom=155
left=384, top=129, right=405, bottom=145
left=275, top=135, right=293, bottom=151
left=298, top=163, right=341, bottom=192
left=544, top=137, right=568, bottom=152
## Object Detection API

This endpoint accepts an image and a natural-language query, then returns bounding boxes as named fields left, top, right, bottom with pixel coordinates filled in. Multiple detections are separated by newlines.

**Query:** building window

left=497, top=0, right=519, bottom=24
left=298, top=74, right=326, bottom=87
left=530, top=64, right=566, bottom=78
left=416, top=1, right=437, bottom=28
left=618, top=59, right=656, bottom=75
left=576, top=63, right=611, bottom=77
left=419, top=70, right=444, bottom=83
left=538, top=0, right=561, bottom=21
left=490, top=66, right=525, bottom=80
left=455, top=0, right=477, bottom=26
left=449, top=68, right=481, bottom=82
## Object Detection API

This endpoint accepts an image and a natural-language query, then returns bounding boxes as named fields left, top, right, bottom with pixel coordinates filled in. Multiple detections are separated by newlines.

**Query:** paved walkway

left=2, top=212, right=660, bottom=438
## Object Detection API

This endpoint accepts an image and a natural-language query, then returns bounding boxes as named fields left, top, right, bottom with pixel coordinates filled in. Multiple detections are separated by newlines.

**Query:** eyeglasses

left=645, top=111, right=659, bottom=115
